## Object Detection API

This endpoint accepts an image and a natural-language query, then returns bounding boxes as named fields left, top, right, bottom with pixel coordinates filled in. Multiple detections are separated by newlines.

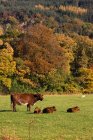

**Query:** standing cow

left=10, top=93, right=43, bottom=112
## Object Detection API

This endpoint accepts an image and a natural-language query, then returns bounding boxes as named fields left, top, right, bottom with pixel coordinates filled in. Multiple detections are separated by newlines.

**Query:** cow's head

left=52, top=106, right=56, bottom=111
left=34, top=94, right=43, bottom=101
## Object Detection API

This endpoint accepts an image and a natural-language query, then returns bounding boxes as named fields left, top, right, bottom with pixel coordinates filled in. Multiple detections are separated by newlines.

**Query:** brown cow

left=11, top=93, right=43, bottom=112
left=42, top=106, right=56, bottom=113
left=34, top=107, right=41, bottom=114
left=67, top=106, right=80, bottom=113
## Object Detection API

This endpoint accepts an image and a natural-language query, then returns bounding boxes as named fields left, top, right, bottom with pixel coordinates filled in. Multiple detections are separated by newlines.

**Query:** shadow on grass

left=0, top=110, right=12, bottom=112
left=26, top=112, right=36, bottom=114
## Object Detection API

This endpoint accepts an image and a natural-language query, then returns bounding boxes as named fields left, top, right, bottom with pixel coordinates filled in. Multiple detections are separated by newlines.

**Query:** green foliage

left=10, top=79, right=34, bottom=93
left=71, top=35, right=93, bottom=77
left=6, top=23, right=21, bottom=38
left=45, top=69, right=66, bottom=91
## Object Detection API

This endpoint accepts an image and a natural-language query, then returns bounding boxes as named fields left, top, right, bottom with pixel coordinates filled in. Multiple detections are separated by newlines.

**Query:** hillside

left=0, top=0, right=93, bottom=94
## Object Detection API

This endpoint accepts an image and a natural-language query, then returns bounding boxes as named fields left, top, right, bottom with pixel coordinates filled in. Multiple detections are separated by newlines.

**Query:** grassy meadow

left=0, top=94, right=93, bottom=140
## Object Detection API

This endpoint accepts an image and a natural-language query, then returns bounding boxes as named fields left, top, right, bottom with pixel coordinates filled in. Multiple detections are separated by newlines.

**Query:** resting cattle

left=67, top=106, right=80, bottom=113
left=11, top=93, right=43, bottom=112
left=34, top=107, right=41, bottom=114
left=42, top=106, right=56, bottom=113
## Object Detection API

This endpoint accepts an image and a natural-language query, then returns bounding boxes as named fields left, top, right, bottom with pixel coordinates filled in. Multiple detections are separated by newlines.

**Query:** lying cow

left=67, top=106, right=80, bottom=113
left=42, top=106, right=56, bottom=113
left=11, top=93, right=43, bottom=112
left=34, top=107, right=41, bottom=114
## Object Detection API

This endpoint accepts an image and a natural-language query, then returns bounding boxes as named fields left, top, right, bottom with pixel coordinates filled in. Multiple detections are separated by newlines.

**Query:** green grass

left=0, top=95, right=93, bottom=140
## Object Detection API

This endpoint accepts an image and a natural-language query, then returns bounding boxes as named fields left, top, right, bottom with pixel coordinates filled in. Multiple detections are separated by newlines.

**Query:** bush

left=10, top=79, right=35, bottom=93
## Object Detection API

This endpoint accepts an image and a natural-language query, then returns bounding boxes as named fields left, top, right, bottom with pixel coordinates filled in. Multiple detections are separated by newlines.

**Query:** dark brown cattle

left=11, top=93, right=43, bottom=112
left=42, top=106, right=56, bottom=113
left=34, top=107, right=41, bottom=114
left=67, top=106, right=80, bottom=113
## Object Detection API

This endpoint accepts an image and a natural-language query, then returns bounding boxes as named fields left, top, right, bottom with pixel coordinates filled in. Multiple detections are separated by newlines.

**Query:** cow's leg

left=13, top=102, right=17, bottom=112
left=27, top=104, right=31, bottom=111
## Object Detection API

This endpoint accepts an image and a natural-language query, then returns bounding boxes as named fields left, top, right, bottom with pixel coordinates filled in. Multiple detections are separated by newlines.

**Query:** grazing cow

left=34, top=107, right=41, bottom=114
left=67, top=106, right=80, bottom=113
left=11, top=93, right=43, bottom=112
left=42, top=106, right=56, bottom=113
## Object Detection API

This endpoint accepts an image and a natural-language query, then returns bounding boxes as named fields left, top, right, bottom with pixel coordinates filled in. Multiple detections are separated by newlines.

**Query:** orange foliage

left=16, top=24, right=68, bottom=75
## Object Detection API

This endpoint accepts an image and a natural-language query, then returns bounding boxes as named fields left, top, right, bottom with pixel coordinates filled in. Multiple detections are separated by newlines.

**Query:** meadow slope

left=0, top=95, right=93, bottom=140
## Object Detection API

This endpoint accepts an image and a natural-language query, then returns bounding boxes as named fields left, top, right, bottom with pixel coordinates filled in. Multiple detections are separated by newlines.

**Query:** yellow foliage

left=65, top=84, right=80, bottom=94
left=0, top=76, right=11, bottom=89
left=79, top=68, right=93, bottom=77
left=56, top=33, right=76, bottom=61
left=35, top=4, right=47, bottom=10
left=4, top=42, right=14, bottom=55
left=78, top=68, right=93, bottom=93
left=0, top=48, right=15, bottom=63
left=19, top=77, right=36, bottom=88
left=74, top=35, right=93, bottom=48
left=59, top=5, right=87, bottom=15
left=34, top=4, right=54, bottom=10
left=0, top=44, right=16, bottom=89
left=34, top=4, right=87, bottom=16
left=0, top=39, right=3, bottom=46
left=0, top=26, right=4, bottom=36
left=56, top=33, right=77, bottom=48
left=9, top=16, right=19, bottom=25
left=16, top=65, right=30, bottom=77
left=16, top=69, right=28, bottom=77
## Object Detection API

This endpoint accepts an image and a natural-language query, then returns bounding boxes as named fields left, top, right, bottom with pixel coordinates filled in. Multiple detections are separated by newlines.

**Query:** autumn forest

left=0, top=0, right=93, bottom=94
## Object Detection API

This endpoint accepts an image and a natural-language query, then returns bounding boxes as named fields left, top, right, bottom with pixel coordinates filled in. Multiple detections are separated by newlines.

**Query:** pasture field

left=0, top=94, right=93, bottom=140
